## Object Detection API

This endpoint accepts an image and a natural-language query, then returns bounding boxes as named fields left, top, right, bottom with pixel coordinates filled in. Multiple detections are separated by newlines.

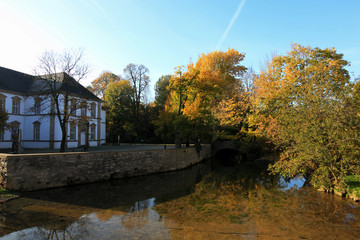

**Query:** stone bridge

left=212, top=141, right=241, bottom=155
left=212, top=141, right=261, bottom=166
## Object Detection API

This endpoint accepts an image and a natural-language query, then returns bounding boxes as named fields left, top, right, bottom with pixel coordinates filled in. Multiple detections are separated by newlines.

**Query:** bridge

left=212, top=141, right=261, bottom=166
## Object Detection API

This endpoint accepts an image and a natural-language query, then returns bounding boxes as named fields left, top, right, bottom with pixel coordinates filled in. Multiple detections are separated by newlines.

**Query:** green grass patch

left=0, top=188, right=9, bottom=194
left=344, top=175, right=360, bottom=198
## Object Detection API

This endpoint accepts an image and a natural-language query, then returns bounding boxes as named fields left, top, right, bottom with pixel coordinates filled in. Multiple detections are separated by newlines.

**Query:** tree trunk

left=60, top=126, right=67, bottom=152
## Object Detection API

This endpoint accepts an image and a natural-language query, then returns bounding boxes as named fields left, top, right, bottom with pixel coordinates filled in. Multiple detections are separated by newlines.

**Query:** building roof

left=0, top=66, right=101, bottom=102
left=0, top=66, right=35, bottom=93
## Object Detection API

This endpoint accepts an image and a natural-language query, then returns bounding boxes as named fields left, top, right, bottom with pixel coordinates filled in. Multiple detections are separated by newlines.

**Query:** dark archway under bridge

left=212, top=141, right=261, bottom=166
left=212, top=141, right=241, bottom=166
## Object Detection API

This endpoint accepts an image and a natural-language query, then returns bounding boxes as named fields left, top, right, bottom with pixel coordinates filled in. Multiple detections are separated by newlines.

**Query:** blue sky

left=0, top=0, right=359, bottom=98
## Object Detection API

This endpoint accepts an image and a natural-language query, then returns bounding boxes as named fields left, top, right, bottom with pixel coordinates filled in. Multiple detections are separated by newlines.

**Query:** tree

left=0, top=104, right=8, bottom=131
left=154, top=75, right=171, bottom=111
left=89, top=71, right=121, bottom=98
left=254, top=44, right=360, bottom=189
left=163, top=49, right=246, bottom=147
left=123, top=63, right=150, bottom=117
left=104, top=80, right=135, bottom=143
left=34, top=49, right=89, bottom=152
left=123, top=64, right=150, bottom=139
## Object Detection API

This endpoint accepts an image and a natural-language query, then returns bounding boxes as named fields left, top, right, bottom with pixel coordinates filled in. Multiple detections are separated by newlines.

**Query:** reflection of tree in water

left=21, top=215, right=93, bottom=240
left=121, top=199, right=153, bottom=230
left=154, top=163, right=360, bottom=240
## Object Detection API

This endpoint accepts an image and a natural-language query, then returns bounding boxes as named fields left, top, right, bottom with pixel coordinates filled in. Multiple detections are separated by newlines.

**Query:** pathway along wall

left=0, top=145, right=211, bottom=191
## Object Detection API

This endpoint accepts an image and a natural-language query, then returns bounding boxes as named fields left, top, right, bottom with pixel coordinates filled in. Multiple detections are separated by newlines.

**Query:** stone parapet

left=0, top=145, right=211, bottom=191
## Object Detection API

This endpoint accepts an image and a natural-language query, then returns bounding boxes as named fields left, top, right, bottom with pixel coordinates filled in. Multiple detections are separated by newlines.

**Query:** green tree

left=154, top=75, right=171, bottom=111
left=104, top=80, right=135, bottom=143
left=254, top=44, right=360, bottom=190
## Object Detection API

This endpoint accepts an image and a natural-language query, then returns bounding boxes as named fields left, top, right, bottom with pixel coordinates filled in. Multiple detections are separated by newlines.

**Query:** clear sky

left=0, top=0, right=359, bottom=99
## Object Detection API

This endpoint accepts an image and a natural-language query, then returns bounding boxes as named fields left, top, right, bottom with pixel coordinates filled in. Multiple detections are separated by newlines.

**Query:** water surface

left=1, top=159, right=359, bottom=239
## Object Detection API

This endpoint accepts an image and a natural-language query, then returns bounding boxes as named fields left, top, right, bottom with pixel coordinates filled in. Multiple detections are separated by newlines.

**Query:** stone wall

left=0, top=145, right=211, bottom=191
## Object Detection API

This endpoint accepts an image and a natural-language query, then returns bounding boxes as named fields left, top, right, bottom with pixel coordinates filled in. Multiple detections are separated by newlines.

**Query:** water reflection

left=0, top=160, right=211, bottom=239
left=1, top=158, right=360, bottom=239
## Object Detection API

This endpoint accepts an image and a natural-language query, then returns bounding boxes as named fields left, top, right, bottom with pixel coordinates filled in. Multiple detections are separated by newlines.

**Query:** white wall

left=0, top=92, right=106, bottom=149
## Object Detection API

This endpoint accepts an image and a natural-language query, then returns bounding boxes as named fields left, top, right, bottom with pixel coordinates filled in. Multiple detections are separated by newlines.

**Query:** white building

left=0, top=66, right=106, bottom=150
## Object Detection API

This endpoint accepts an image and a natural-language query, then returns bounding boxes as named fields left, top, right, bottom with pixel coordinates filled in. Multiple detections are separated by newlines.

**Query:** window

left=81, top=103, right=87, bottom=117
left=12, top=97, right=20, bottom=114
left=33, top=122, right=40, bottom=141
left=91, top=103, right=96, bottom=118
left=71, top=99, right=77, bottom=116
left=90, top=124, right=96, bottom=140
left=34, top=98, right=41, bottom=115
left=70, top=124, right=76, bottom=141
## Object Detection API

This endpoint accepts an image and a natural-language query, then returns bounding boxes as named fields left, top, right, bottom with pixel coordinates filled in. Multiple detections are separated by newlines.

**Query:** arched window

left=12, top=96, right=21, bottom=114
left=90, top=124, right=96, bottom=140
left=69, top=123, right=76, bottom=141
left=81, top=102, right=87, bottom=117
left=34, top=97, right=41, bottom=115
left=33, top=121, right=41, bottom=140
left=90, top=102, right=97, bottom=118
left=70, top=99, right=77, bottom=116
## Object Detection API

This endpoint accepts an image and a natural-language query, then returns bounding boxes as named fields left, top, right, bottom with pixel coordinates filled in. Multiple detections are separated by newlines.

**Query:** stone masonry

left=0, top=145, right=211, bottom=191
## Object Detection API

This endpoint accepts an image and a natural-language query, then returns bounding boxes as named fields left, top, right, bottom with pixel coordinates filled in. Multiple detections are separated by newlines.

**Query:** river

left=0, top=158, right=359, bottom=239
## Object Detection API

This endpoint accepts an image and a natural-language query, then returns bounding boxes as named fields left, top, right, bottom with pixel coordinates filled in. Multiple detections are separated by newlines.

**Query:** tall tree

left=89, top=71, right=121, bottom=98
left=104, top=80, right=135, bottom=143
left=123, top=63, right=150, bottom=118
left=34, top=49, right=89, bottom=152
left=123, top=64, right=150, bottom=139
left=154, top=75, right=171, bottom=111
left=164, top=49, right=246, bottom=147
left=254, top=44, right=360, bottom=189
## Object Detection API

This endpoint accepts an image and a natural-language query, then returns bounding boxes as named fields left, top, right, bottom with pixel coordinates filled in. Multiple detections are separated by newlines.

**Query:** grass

left=0, top=188, right=8, bottom=193
left=344, top=175, right=360, bottom=198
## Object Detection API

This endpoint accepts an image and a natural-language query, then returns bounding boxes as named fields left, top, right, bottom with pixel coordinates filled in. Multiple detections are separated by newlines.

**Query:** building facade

left=0, top=66, right=106, bottom=150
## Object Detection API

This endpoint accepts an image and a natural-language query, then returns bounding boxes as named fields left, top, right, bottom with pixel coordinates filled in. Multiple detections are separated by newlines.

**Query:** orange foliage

left=167, top=49, right=246, bottom=120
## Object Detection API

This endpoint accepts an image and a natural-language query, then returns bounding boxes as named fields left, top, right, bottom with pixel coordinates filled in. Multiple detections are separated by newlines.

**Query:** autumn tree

left=214, top=67, right=256, bottom=140
left=34, top=49, right=89, bottom=152
left=163, top=49, right=246, bottom=147
left=89, top=71, right=121, bottom=98
left=254, top=44, right=360, bottom=189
